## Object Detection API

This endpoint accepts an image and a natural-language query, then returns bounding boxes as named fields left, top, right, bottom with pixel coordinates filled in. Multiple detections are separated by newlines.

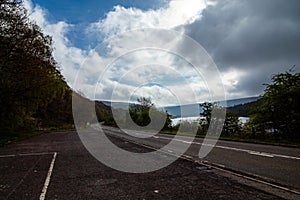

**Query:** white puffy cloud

left=23, top=0, right=86, bottom=86
left=23, top=0, right=228, bottom=106
left=89, top=0, right=207, bottom=36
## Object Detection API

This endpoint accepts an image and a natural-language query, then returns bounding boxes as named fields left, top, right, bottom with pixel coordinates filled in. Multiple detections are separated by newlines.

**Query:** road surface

left=0, top=126, right=299, bottom=199
left=101, top=126, right=300, bottom=190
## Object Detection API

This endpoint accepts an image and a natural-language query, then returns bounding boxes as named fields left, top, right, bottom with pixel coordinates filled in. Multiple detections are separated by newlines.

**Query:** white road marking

left=181, top=141, right=192, bottom=144
left=200, top=161, right=300, bottom=196
left=0, top=152, right=55, bottom=158
left=266, top=153, right=300, bottom=160
left=150, top=135, right=300, bottom=160
left=39, top=152, right=57, bottom=200
left=248, top=151, right=274, bottom=158
left=183, top=155, right=193, bottom=159
left=103, top=127, right=300, bottom=161
left=215, top=145, right=300, bottom=160
left=104, top=129, right=300, bottom=196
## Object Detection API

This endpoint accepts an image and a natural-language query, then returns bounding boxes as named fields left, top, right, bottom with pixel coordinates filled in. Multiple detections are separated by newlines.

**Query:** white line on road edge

left=104, top=126, right=300, bottom=160
left=200, top=160, right=300, bottom=196
left=215, top=145, right=300, bottom=160
left=248, top=151, right=274, bottom=157
left=105, top=131, right=300, bottom=196
left=149, top=135, right=300, bottom=160
left=39, top=152, right=57, bottom=200
left=0, top=152, right=56, bottom=158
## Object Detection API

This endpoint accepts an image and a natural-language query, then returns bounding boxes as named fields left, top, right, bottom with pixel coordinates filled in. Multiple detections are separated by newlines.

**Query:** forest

left=0, top=0, right=111, bottom=144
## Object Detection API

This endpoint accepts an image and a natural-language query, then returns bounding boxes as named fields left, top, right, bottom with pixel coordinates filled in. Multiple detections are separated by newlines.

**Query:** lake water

left=171, top=116, right=250, bottom=126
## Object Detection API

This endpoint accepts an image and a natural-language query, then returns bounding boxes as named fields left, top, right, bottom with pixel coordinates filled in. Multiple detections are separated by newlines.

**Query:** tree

left=128, top=97, right=172, bottom=130
left=251, top=69, right=300, bottom=139
left=199, top=102, right=214, bottom=125
left=129, top=97, right=153, bottom=126
left=0, top=0, right=70, bottom=132
left=199, top=102, right=224, bottom=133
left=163, top=111, right=172, bottom=130
left=222, top=112, right=241, bottom=136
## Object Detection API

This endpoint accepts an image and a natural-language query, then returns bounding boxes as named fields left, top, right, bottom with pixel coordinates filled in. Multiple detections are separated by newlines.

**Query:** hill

left=227, top=99, right=262, bottom=117
left=100, top=96, right=260, bottom=118
left=162, top=96, right=260, bottom=117
left=0, top=1, right=113, bottom=145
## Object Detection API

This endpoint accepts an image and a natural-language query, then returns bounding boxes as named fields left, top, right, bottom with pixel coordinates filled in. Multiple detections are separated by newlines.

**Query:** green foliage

left=163, top=111, right=173, bottom=130
left=95, top=101, right=113, bottom=123
left=129, top=97, right=153, bottom=126
left=128, top=97, right=172, bottom=130
left=222, top=112, right=241, bottom=136
left=199, top=102, right=226, bottom=134
left=251, top=69, right=300, bottom=139
left=199, top=102, right=214, bottom=124
left=227, top=99, right=262, bottom=117
left=0, top=0, right=71, bottom=133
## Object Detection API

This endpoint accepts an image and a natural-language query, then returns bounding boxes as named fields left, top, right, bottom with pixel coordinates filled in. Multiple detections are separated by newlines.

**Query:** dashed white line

left=181, top=141, right=192, bottom=144
left=103, top=128, right=300, bottom=196
left=151, top=135, right=300, bottom=160
left=183, top=155, right=193, bottom=159
left=39, top=152, right=57, bottom=200
left=103, top=127, right=300, bottom=161
left=267, top=153, right=300, bottom=160
left=248, top=151, right=274, bottom=158
left=215, top=145, right=300, bottom=160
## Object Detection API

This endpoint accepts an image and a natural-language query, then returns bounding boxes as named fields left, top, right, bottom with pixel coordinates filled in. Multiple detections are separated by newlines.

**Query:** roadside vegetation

left=0, top=0, right=111, bottom=145
left=169, top=69, right=300, bottom=146
left=107, top=69, right=300, bottom=146
left=104, top=97, right=173, bottom=132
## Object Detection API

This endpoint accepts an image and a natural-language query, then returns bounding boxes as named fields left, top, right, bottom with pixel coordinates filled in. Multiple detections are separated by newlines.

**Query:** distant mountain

left=222, top=96, right=260, bottom=107
left=163, top=104, right=200, bottom=118
left=100, top=96, right=260, bottom=118
left=227, top=98, right=262, bottom=117
left=164, top=96, right=260, bottom=117
left=101, top=100, right=132, bottom=109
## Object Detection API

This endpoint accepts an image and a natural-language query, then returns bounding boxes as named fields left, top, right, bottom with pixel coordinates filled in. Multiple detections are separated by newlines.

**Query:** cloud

left=88, top=0, right=207, bottom=37
left=183, top=0, right=300, bottom=98
left=23, top=0, right=300, bottom=105
left=23, top=0, right=216, bottom=106
left=23, top=0, right=86, bottom=86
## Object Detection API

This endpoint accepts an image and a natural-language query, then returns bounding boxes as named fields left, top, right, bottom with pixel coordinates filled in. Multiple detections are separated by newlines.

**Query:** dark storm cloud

left=182, top=0, right=300, bottom=97
left=185, top=0, right=300, bottom=67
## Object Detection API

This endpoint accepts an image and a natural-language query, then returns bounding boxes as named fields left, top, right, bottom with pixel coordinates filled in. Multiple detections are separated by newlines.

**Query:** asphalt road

left=102, top=126, right=300, bottom=190
left=0, top=127, right=299, bottom=199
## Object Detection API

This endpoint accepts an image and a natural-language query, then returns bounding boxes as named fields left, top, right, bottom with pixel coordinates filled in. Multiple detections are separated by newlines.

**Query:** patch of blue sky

left=31, top=0, right=166, bottom=49
left=32, top=0, right=165, bottom=24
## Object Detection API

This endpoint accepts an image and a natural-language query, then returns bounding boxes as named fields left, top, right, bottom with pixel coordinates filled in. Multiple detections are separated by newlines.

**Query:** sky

left=24, top=0, right=300, bottom=106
